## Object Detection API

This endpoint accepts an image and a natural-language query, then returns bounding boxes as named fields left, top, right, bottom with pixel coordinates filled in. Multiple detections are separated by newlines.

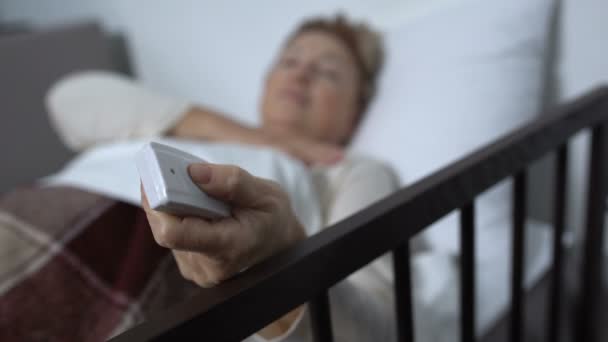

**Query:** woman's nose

left=291, top=63, right=313, bottom=85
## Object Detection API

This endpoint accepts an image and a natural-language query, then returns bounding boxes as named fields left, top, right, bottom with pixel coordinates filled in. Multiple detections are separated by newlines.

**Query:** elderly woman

left=147, top=16, right=399, bottom=341
left=50, top=15, right=401, bottom=341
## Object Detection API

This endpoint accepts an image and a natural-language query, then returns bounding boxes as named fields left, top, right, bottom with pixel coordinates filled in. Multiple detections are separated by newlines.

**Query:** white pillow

left=46, top=71, right=190, bottom=151
left=350, top=0, right=555, bottom=253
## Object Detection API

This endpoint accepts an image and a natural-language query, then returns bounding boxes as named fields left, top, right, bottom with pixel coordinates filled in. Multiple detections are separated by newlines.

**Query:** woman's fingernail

left=189, top=163, right=212, bottom=184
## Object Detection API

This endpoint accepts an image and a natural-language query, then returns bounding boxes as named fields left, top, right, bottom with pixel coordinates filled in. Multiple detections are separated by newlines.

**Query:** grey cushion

left=0, top=22, right=118, bottom=193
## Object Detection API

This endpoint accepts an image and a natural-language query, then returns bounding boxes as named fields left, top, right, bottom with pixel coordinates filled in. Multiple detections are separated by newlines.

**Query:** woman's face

left=260, top=30, right=361, bottom=145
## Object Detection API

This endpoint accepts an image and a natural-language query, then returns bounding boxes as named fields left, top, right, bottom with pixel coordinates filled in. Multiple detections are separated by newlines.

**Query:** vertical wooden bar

left=309, top=291, right=333, bottom=342
left=460, top=202, right=476, bottom=342
left=393, top=242, right=414, bottom=342
left=510, top=171, right=527, bottom=342
left=576, top=124, right=608, bottom=342
left=547, top=145, right=568, bottom=342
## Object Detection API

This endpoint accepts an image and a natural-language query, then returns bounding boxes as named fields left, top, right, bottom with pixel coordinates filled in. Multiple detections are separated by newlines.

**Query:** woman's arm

left=142, top=163, right=307, bottom=340
left=47, top=72, right=342, bottom=164
left=169, top=106, right=344, bottom=166
left=169, top=106, right=270, bottom=145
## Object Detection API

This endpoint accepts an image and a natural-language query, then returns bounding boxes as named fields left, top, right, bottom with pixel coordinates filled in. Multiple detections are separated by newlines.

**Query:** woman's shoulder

left=314, top=153, right=401, bottom=226
left=334, top=153, right=399, bottom=179
left=319, top=153, right=401, bottom=189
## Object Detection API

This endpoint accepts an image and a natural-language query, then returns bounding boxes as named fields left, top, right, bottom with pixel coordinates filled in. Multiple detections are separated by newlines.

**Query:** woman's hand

left=264, top=131, right=345, bottom=166
left=141, top=163, right=307, bottom=287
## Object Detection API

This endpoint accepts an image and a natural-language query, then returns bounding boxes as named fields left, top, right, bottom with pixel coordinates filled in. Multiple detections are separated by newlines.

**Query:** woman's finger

left=172, top=250, right=193, bottom=280
left=140, top=182, right=149, bottom=209
left=188, top=163, right=267, bottom=207
left=141, top=183, right=178, bottom=228
left=143, top=174, right=243, bottom=257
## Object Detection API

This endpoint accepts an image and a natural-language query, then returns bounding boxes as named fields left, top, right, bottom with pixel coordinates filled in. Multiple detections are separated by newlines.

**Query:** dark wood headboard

left=0, top=22, right=120, bottom=193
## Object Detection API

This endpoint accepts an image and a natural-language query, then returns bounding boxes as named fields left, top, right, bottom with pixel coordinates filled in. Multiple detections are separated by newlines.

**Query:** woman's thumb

left=188, top=163, right=259, bottom=207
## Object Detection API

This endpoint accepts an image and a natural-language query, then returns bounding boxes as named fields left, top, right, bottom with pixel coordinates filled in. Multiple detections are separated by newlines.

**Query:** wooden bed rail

left=111, top=86, right=608, bottom=342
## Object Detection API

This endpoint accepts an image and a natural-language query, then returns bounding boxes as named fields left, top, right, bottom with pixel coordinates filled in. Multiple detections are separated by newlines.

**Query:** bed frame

left=111, top=86, right=608, bottom=342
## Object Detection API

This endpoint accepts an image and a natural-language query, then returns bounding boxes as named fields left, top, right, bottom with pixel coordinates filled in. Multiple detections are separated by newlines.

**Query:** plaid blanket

left=0, top=185, right=199, bottom=341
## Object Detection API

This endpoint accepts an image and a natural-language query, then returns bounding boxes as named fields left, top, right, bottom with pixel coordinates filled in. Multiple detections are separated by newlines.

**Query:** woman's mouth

left=279, top=88, right=309, bottom=107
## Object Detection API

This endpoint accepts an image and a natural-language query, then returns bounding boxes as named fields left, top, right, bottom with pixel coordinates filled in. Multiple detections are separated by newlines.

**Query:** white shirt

left=249, top=156, right=404, bottom=342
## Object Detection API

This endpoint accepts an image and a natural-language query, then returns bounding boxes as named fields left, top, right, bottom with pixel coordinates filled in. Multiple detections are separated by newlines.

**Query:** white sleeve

left=326, top=158, right=400, bottom=226
left=252, top=159, right=401, bottom=342
left=45, top=71, right=191, bottom=151
left=328, top=158, right=428, bottom=255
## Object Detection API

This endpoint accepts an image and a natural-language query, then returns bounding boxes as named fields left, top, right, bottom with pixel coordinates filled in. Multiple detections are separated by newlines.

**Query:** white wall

left=4, top=0, right=606, bottom=119
left=0, top=0, right=458, bottom=126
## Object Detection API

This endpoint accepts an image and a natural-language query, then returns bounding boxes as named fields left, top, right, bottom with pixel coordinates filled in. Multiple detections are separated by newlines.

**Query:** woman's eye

left=279, top=56, right=298, bottom=68
left=316, top=68, right=341, bottom=82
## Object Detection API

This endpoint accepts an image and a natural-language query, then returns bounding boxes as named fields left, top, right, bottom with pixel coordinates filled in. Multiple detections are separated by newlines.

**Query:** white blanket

left=43, top=138, right=552, bottom=341
left=43, top=138, right=323, bottom=237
